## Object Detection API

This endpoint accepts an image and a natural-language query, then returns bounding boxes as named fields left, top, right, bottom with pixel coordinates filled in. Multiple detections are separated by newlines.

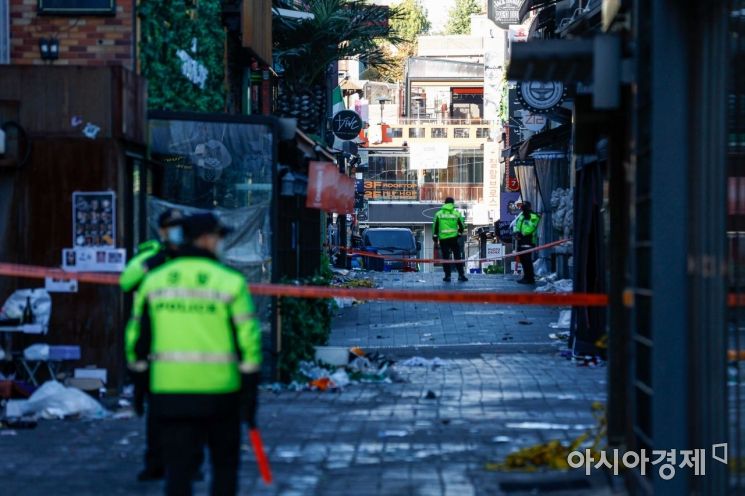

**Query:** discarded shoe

left=458, top=275, right=468, bottom=282
left=443, top=276, right=451, bottom=282
left=137, top=468, right=165, bottom=482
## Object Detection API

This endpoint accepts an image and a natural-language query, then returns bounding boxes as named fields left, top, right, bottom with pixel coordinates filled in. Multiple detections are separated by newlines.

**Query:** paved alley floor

left=0, top=272, right=620, bottom=495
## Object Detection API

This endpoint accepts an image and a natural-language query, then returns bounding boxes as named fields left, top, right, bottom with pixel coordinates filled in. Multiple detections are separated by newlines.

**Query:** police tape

left=330, top=239, right=571, bottom=265
left=0, top=262, right=608, bottom=307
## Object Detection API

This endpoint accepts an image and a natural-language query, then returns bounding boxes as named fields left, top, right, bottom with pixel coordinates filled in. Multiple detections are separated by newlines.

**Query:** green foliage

left=444, top=0, right=482, bottom=35
left=138, top=0, right=226, bottom=111
left=273, top=0, right=404, bottom=91
left=498, top=77, right=509, bottom=124
left=485, top=263, right=505, bottom=274
left=278, top=273, right=336, bottom=382
left=390, top=0, right=430, bottom=43
left=370, top=0, right=429, bottom=83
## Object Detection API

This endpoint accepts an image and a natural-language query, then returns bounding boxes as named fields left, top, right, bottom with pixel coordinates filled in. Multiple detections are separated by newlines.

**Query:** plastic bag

left=22, top=381, right=107, bottom=419
left=0, top=289, right=52, bottom=326
left=23, top=344, right=50, bottom=361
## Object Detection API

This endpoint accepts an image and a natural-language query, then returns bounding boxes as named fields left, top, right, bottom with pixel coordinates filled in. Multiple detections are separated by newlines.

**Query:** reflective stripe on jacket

left=433, top=203, right=465, bottom=240
left=125, top=254, right=262, bottom=395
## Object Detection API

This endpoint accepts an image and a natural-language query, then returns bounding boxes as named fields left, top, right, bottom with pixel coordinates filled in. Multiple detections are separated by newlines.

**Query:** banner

left=409, top=143, right=449, bottom=170
left=306, top=161, right=355, bottom=214
left=483, top=141, right=501, bottom=218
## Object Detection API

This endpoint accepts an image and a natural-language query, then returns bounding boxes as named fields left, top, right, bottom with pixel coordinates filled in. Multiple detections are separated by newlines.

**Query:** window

left=476, top=128, right=490, bottom=138
left=390, top=127, right=403, bottom=138
left=431, top=128, right=448, bottom=138
left=409, top=127, right=426, bottom=138
left=454, top=128, right=470, bottom=138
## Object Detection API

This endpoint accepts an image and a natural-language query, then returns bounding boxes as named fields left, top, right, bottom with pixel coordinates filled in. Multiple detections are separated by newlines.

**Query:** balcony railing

left=400, top=107, right=489, bottom=124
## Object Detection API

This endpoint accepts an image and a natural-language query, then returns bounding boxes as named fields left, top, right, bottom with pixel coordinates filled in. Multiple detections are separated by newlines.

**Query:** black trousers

left=159, top=408, right=241, bottom=496
left=518, top=243, right=535, bottom=281
left=144, top=402, right=205, bottom=476
left=439, top=237, right=465, bottom=277
left=144, top=407, right=165, bottom=473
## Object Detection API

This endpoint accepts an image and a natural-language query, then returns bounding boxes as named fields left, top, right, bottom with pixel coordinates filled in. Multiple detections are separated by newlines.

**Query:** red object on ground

left=250, top=429, right=273, bottom=485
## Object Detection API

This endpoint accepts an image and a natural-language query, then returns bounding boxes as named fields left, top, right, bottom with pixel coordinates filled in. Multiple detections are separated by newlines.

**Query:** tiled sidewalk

left=0, top=272, right=619, bottom=495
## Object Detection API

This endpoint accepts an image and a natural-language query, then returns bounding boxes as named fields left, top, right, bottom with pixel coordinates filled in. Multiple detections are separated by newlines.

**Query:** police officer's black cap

left=158, top=209, right=183, bottom=228
left=444, top=197, right=455, bottom=204
left=182, top=213, right=233, bottom=239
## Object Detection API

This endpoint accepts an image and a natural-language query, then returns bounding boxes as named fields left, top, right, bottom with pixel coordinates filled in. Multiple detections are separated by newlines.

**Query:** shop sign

left=516, top=81, right=567, bottom=114
left=38, top=0, right=115, bottom=15
left=306, top=161, right=355, bottom=213
left=409, top=143, right=449, bottom=170
left=332, top=110, right=363, bottom=141
left=364, top=180, right=418, bottom=200
left=489, top=0, right=520, bottom=29
left=521, top=111, right=547, bottom=132
left=483, top=141, right=501, bottom=214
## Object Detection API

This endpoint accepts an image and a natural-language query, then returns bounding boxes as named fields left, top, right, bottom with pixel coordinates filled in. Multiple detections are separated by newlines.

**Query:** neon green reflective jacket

left=514, top=212, right=541, bottom=244
left=119, top=240, right=162, bottom=293
left=433, top=203, right=465, bottom=240
left=125, top=253, right=262, bottom=395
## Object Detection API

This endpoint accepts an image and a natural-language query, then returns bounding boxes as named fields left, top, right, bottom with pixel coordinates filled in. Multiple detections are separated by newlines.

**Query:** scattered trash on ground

left=424, top=390, right=437, bottom=400
left=549, top=310, right=572, bottom=329
left=398, top=357, right=450, bottom=369
left=486, top=402, right=606, bottom=472
left=333, top=297, right=356, bottom=309
left=378, top=429, right=410, bottom=438
left=505, top=422, right=595, bottom=431
left=518, top=320, right=533, bottom=326
left=535, top=279, right=573, bottom=293
left=492, top=436, right=512, bottom=443
left=267, top=349, right=404, bottom=393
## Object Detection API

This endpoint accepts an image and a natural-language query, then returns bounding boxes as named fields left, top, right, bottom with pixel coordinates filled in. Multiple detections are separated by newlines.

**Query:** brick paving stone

left=0, top=272, right=622, bottom=495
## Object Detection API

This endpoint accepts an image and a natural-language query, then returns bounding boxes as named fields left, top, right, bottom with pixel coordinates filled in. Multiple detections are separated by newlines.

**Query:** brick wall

left=9, top=0, right=134, bottom=68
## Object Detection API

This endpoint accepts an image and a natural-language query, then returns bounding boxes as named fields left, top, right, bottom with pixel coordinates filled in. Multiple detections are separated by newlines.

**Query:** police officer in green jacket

left=126, top=213, right=262, bottom=496
left=433, top=197, right=468, bottom=282
left=120, top=209, right=183, bottom=293
left=120, top=208, right=187, bottom=482
left=513, top=201, right=541, bottom=284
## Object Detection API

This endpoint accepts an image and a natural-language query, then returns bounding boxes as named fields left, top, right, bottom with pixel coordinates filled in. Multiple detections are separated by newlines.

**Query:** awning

left=506, top=39, right=593, bottom=82
left=501, top=124, right=572, bottom=160
left=273, top=7, right=314, bottom=20
left=340, top=78, right=364, bottom=91
left=296, top=129, right=336, bottom=162
left=519, top=0, right=559, bottom=23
